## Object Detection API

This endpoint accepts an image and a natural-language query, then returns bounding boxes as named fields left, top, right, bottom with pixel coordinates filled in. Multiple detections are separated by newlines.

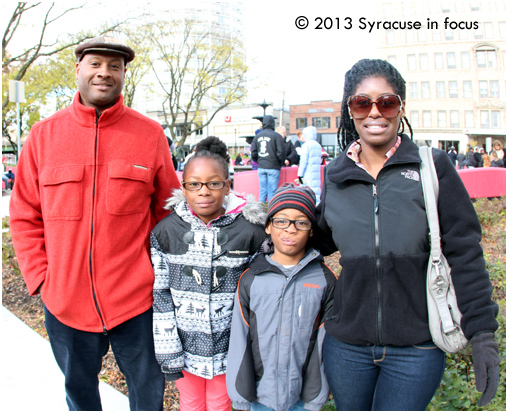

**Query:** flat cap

left=75, top=36, right=135, bottom=63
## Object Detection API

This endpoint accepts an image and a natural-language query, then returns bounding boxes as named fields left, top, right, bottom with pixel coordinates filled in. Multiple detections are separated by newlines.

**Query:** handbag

left=419, top=146, right=469, bottom=353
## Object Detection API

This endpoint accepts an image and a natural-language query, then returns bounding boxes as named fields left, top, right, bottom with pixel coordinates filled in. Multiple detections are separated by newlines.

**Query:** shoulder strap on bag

left=419, top=146, right=441, bottom=262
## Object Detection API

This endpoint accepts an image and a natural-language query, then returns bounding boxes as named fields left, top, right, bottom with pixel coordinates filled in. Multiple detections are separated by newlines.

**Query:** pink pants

left=176, top=370, right=231, bottom=411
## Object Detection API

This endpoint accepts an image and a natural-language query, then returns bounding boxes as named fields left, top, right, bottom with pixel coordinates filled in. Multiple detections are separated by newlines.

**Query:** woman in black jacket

left=316, top=59, right=500, bottom=411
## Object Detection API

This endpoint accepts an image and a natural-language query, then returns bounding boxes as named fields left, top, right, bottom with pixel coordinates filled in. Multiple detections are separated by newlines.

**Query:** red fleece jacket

left=9, top=93, right=180, bottom=332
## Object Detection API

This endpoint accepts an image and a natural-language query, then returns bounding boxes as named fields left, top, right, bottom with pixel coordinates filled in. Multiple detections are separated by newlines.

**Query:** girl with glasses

left=150, top=136, right=267, bottom=411
left=316, top=59, right=500, bottom=410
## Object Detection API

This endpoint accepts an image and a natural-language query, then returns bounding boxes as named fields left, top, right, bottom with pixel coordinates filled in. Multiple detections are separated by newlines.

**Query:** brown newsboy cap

left=75, top=36, right=135, bottom=63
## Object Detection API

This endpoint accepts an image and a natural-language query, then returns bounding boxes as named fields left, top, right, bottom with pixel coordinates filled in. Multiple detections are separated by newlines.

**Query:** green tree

left=149, top=18, right=248, bottom=147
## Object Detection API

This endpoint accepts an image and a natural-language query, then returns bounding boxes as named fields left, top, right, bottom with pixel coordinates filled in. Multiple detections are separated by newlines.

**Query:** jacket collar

left=327, top=134, right=421, bottom=184
left=165, top=189, right=266, bottom=226
left=249, top=247, right=322, bottom=276
left=69, top=92, right=126, bottom=128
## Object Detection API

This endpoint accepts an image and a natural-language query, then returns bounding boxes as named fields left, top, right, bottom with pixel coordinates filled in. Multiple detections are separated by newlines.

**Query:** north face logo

left=401, top=170, right=420, bottom=182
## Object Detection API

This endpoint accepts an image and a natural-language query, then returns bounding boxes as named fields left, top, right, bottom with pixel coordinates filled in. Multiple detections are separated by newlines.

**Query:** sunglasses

left=347, top=94, right=402, bottom=120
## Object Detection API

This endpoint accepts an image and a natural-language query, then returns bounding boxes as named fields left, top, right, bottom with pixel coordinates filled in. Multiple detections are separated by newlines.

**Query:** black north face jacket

left=316, top=135, right=498, bottom=346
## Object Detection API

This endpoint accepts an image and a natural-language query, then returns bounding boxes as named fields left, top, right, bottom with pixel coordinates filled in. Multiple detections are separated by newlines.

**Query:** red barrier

left=233, top=166, right=506, bottom=200
left=457, top=167, right=506, bottom=199
left=233, top=166, right=325, bottom=201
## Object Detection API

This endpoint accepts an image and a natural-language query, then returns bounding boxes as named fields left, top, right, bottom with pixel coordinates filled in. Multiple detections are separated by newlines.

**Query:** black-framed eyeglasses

left=182, top=181, right=228, bottom=191
left=270, top=217, right=312, bottom=231
left=347, top=93, right=402, bottom=120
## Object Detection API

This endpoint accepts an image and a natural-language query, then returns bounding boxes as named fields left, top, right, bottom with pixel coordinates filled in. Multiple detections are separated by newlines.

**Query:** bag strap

left=420, top=147, right=458, bottom=335
left=419, top=146, right=441, bottom=262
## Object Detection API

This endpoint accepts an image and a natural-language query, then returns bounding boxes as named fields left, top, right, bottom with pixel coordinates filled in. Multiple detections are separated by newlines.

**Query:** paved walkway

left=1, top=192, right=130, bottom=411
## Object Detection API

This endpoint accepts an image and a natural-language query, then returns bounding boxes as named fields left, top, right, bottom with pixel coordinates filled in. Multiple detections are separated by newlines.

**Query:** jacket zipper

left=373, top=184, right=383, bottom=345
left=90, top=112, right=107, bottom=335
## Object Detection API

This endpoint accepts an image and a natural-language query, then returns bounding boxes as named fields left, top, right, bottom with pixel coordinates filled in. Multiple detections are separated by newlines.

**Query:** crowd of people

left=7, top=36, right=502, bottom=412
left=448, top=141, right=506, bottom=169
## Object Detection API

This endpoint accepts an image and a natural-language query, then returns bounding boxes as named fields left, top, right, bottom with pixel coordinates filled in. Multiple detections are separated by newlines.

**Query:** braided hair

left=182, top=136, right=230, bottom=180
left=338, top=59, right=413, bottom=152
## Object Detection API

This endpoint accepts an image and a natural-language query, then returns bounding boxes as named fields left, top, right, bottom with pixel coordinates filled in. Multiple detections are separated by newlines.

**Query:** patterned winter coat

left=151, top=190, right=267, bottom=379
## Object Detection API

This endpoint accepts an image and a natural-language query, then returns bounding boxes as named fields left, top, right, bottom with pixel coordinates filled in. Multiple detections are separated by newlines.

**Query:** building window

left=445, top=29, right=454, bottom=40
left=447, top=52, right=456, bottom=68
left=471, top=2, right=480, bottom=12
left=438, top=111, right=447, bottom=127
left=465, top=111, right=474, bottom=128
left=422, top=82, right=431, bottom=98
left=420, top=53, right=429, bottom=70
left=463, top=81, right=473, bottom=98
left=434, top=52, right=444, bottom=69
left=474, top=23, right=483, bottom=39
left=296, top=118, right=307, bottom=129
left=408, top=54, right=417, bottom=70
left=423, top=111, right=432, bottom=127
left=436, top=81, right=446, bottom=98
left=449, top=81, right=458, bottom=98
left=479, top=80, right=489, bottom=98
left=312, top=117, right=330, bottom=129
left=492, top=111, right=500, bottom=128
left=406, top=29, right=415, bottom=44
left=386, top=30, right=395, bottom=45
left=500, top=22, right=506, bottom=39
left=459, top=28, right=469, bottom=40
left=461, top=51, right=470, bottom=69
left=418, top=28, right=427, bottom=42
left=484, top=22, right=494, bottom=38
left=409, top=82, right=418, bottom=99
left=410, top=111, right=419, bottom=128
left=476, top=50, right=498, bottom=68
left=490, top=80, right=500, bottom=98
left=388, top=55, right=397, bottom=66
left=450, top=111, right=460, bottom=128
left=432, top=28, right=441, bottom=41
left=480, top=110, right=490, bottom=128
left=336, top=116, right=341, bottom=128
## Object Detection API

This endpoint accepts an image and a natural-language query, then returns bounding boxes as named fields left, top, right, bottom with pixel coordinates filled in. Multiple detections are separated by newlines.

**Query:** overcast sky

left=2, top=0, right=383, bottom=108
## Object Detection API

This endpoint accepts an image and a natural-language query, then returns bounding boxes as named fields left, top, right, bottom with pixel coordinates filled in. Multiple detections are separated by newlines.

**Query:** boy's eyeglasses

left=270, top=217, right=312, bottom=231
left=347, top=94, right=402, bottom=120
left=182, top=181, right=228, bottom=191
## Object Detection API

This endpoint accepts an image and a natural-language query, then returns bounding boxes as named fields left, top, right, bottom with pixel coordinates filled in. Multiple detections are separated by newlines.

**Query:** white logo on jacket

left=401, top=170, right=420, bottom=182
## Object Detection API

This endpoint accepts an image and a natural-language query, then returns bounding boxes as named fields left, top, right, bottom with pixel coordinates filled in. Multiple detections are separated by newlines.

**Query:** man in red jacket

left=9, top=36, right=180, bottom=411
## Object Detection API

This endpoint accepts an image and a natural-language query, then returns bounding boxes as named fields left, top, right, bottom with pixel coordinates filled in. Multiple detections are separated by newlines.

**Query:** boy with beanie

left=226, top=183, right=337, bottom=411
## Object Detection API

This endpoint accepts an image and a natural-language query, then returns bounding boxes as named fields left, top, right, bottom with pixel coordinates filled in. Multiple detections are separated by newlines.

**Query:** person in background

left=316, top=58, right=499, bottom=410
left=251, top=115, right=285, bottom=203
left=276, top=126, right=299, bottom=167
left=474, top=147, right=484, bottom=168
left=2, top=157, right=14, bottom=190
left=151, top=136, right=266, bottom=411
left=9, top=36, right=180, bottom=410
left=457, top=150, right=466, bottom=170
left=297, top=126, right=323, bottom=204
left=175, top=141, right=185, bottom=171
left=447, top=146, right=457, bottom=167
left=492, top=140, right=505, bottom=167
left=481, top=148, right=491, bottom=167
left=227, top=183, right=336, bottom=411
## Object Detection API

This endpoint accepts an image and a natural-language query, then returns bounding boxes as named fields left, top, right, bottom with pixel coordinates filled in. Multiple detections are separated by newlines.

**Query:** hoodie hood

left=302, top=126, right=317, bottom=142
left=164, top=189, right=266, bottom=225
left=262, top=115, right=275, bottom=130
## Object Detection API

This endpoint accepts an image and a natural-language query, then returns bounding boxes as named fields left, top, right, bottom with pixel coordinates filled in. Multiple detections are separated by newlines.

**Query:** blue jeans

left=251, top=400, right=307, bottom=411
left=258, top=168, right=280, bottom=203
left=323, top=334, right=445, bottom=411
left=44, top=306, right=165, bottom=411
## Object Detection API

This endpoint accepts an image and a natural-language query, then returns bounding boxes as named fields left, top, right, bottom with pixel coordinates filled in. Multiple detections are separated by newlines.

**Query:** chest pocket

left=40, top=165, right=84, bottom=220
left=107, top=162, right=151, bottom=215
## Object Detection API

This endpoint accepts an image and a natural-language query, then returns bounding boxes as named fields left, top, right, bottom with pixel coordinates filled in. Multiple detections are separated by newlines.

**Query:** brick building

left=289, top=100, right=342, bottom=156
